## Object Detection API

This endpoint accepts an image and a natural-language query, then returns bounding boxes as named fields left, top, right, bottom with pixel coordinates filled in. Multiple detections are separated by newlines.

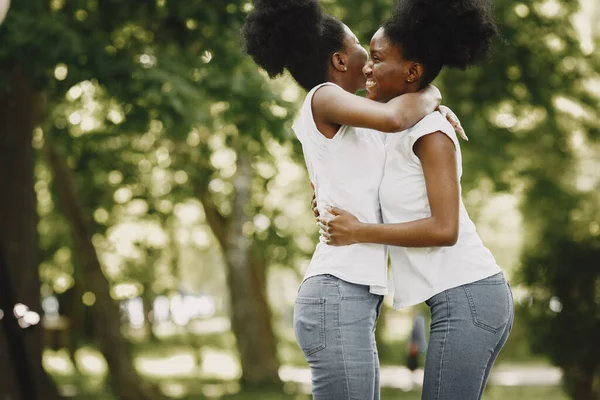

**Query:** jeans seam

left=479, top=323, right=510, bottom=398
left=435, top=290, right=450, bottom=400
left=467, top=280, right=505, bottom=285
left=341, top=296, right=374, bottom=301
left=478, top=301, right=514, bottom=399
left=374, top=296, right=384, bottom=333
left=339, top=299, right=350, bottom=399
left=506, top=282, right=514, bottom=333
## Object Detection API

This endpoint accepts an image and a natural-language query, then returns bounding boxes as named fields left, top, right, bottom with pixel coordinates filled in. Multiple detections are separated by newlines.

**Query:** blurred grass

left=53, top=378, right=569, bottom=400
left=48, top=311, right=562, bottom=399
left=48, top=344, right=567, bottom=400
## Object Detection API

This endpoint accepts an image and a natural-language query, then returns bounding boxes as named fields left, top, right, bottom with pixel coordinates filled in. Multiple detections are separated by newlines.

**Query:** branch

left=192, top=179, right=229, bottom=252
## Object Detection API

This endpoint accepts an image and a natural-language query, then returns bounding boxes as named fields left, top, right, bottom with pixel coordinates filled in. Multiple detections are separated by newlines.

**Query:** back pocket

left=293, top=297, right=326, bottom=356
left=464, top=282, right=510, bottom=334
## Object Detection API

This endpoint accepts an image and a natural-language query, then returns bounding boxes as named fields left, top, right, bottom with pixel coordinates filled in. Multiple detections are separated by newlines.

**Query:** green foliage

left=519, top=230, right=600, bottom=398
left=2, top=0, right=599, bottom=397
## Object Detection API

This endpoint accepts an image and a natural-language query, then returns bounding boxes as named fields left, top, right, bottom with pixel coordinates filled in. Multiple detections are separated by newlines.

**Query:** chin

left=366, top=90, right=381, bottom=102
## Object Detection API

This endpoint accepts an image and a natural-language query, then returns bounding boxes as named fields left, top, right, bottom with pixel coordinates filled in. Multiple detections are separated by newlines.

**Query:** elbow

left=380, top=111, right=405, bottom=133
left=435, top=226, right=459, bottom=247
left=388, top=114, right=405, bottom=132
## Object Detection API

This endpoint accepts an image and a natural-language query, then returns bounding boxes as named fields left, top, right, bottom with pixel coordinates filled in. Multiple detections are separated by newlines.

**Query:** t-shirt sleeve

left=300, top=82, right=344, bottom=149
left=292, top=83, right=343, bottom=190
left=404, top=111, right=459, bottom=165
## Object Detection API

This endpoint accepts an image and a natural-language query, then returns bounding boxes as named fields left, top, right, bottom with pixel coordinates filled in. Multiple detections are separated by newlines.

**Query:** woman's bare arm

left=320, top=131, right=459, bottom=247
left=312, top=85, right=441, bottom=133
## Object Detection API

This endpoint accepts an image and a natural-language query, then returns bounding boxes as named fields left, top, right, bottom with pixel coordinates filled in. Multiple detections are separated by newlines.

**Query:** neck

left=327, top=71, right=355, bottom=93
left=386, top=82, right=422, bottom=101
left=403, top=81, right=421, bottom=94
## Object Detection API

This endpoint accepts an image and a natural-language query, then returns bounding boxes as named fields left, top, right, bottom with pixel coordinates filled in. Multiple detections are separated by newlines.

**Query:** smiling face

left=341, top=24, right=369, bottom=92
left=363, top=27, right=414, bottom=102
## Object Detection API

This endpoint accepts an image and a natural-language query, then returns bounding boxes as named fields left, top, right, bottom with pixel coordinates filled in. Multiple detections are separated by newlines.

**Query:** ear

left=406, top=62, right=424, bottom=83
left=331, top=52, right=349, bottom=72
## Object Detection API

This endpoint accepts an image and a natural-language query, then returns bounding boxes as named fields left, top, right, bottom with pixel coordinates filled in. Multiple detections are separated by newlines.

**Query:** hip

left=426, top=272, right=514, bottom=334
left=298, top=274, right=382, bottom=302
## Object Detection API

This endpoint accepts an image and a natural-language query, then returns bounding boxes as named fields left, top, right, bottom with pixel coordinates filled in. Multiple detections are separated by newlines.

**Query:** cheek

left=376, top=64, right=402, bottom=85
left=353, top=50, right=368, bottom=70
left=372, top=64, right=387, bottom=82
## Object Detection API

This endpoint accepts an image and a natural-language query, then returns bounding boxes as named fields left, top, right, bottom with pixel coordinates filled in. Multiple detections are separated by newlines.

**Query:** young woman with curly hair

left=242, top=1, right=465, bottom=398
left=321, top=1, right=513, bottom=399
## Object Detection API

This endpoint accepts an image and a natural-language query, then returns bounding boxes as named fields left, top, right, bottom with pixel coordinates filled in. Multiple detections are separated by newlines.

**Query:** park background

left=0, top=0, right=599, bottom=399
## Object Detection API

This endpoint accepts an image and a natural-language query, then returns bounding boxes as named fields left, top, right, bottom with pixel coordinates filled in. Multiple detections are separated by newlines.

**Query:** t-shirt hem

left=303, top=269, right=388, bottom=295
left=391, top=268, right=501, bottom=309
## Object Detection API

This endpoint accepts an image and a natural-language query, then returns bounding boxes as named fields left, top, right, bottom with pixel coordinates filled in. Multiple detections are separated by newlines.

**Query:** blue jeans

left=293, top=274, right=384, bottom=400
left=422, top=272, right=514, bottom=400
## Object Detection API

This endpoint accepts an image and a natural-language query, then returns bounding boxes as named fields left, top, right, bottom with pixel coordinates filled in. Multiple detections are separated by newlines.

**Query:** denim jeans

left=422, top=272, right=514, bottom=400
left=293, top=274, right=384, bottom=400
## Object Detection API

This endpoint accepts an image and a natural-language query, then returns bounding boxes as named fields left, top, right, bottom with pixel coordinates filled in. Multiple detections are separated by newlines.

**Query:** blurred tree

left=44, top=140, right=163, bottom=399
left=0, top=0, right=301, bottom=393
left=3, top=1, right=597, bottom=399
left=0, top=65, right=61, bottom=399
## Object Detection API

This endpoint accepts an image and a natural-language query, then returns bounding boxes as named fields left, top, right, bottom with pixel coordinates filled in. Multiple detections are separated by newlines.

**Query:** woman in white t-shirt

left=321, top=1, right=514, bottom=399
left=242, top=0, right=464, bottom=399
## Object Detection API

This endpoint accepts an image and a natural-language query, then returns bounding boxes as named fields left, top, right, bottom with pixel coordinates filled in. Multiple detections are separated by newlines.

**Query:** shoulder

left=407, top=111, right=458, bottom=149
left=299, top=82, right=343, bottom=118
left=307, top=82, right=343, bottom=104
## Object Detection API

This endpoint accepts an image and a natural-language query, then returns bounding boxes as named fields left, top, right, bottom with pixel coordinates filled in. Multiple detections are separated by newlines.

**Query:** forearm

left=390, top=85, right=441, bottom=131
left=355, top=217, right=458, bottom=247
left=315, top=85, right=441, bottom=133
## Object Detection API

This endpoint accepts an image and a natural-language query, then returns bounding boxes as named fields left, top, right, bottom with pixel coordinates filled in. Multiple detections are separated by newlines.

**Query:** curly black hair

left=242, top=0, right=346, bottom=91
left=383, top=0, right=498, bottom=86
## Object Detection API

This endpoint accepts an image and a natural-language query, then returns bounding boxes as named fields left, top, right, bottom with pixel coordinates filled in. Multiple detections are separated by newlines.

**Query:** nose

left=363, top=60, right=373, bottom=77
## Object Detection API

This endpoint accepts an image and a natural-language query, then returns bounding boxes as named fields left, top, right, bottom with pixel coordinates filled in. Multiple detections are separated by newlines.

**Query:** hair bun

left=242, top=0, right=323, bottom=78
left=385, top=0, right=498, bottom=72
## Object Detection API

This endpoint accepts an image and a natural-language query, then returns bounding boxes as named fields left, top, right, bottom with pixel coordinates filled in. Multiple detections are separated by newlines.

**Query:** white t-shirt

left=293, top=82, right=388, bottom=294
left=380, top=111, right=501, bottom=308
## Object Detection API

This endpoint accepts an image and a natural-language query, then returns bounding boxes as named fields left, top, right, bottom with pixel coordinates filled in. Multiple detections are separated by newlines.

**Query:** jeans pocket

left=463, top=281, right=510, bottom=334
left=294, top=297, right=326, bottom=356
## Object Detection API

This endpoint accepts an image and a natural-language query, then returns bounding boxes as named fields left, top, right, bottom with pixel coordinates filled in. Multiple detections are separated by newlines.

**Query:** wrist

left=427, top=85, right=442, bottom=110
left=352, top=222, right=367, bottom=244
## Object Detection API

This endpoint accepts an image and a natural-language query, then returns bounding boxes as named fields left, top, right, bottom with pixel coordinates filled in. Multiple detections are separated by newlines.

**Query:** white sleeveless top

left=293, top=83, right=388, bottom=294
left=380, top=111, right=501, bottom=308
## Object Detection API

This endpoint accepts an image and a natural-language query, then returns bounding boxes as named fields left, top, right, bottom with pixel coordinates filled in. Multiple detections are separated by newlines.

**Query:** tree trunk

left=225, top=154, right=281, bottom=388
left=58, top=281, right=85, bottom=370
left=565, top=367, right=599, bottom=400
left=0, top=65, right=62, bottom=400
left=44, top=141, right=162, bottom=400
left=196, top=154, right=281, bottom=389
left=141, top=283, right=158, bottom=342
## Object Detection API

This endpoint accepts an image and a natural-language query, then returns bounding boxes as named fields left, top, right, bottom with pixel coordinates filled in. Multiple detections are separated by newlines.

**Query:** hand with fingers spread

left=317, top=207, right=362, bottom=246
left=438, top=105, right=467, bottom=141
